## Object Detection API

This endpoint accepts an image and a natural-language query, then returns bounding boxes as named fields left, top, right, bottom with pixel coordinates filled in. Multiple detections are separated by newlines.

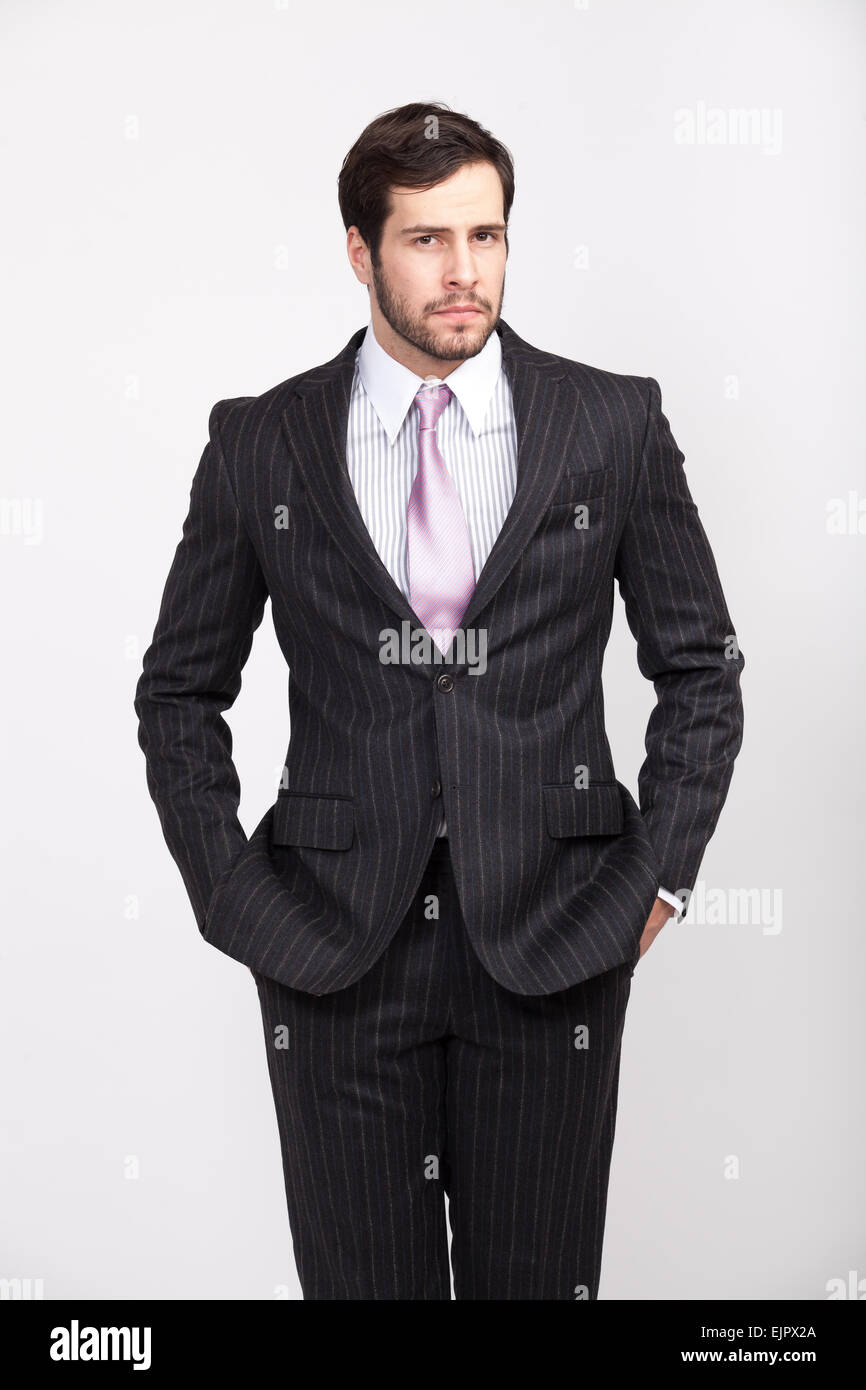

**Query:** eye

left=411, top=233, right=500, bottom=246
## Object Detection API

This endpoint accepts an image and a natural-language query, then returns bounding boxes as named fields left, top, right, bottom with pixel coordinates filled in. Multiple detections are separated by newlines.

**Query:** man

left=134, top=101, right=745, bottom=1300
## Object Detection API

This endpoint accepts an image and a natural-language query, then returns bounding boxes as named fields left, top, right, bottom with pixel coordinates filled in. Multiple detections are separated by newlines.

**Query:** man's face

left=365, top=161, right=507, bottom=363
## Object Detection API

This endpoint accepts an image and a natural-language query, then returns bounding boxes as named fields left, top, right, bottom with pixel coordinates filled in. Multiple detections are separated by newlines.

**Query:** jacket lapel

left=281, top=325, right=420, bottom=634
left=279, top=318, right=584, bottom=665
left=459, top=322, right=582, bottom=633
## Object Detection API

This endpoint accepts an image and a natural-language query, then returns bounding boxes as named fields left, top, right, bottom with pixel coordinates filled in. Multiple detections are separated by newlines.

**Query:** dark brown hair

left=338, top=101, right=515, bottom=265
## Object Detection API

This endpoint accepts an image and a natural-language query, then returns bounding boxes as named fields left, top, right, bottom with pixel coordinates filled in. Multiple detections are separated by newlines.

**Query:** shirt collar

left=357, top=317, right=502, bottom=446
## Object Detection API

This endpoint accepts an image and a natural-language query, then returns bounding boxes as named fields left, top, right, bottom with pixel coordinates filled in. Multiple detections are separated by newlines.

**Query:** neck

left=369, top=312, right=467, bottom=381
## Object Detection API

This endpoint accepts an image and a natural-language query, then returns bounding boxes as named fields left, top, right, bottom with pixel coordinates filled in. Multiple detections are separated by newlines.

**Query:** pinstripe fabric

left=134, top=316, right=745, bottom=996
left=347, top=325, right=516, bottom=838
left=251, top=837, right=632, bottom=1300
left=345, top=326, right=685, bottom=897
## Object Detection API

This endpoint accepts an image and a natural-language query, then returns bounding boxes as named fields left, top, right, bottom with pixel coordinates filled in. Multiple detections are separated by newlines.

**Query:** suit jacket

left=134, top=317, right=745, bottom=995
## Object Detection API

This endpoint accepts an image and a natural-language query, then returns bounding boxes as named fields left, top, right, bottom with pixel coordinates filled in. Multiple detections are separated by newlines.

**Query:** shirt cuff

left=656, top=885, right=682, bottom=914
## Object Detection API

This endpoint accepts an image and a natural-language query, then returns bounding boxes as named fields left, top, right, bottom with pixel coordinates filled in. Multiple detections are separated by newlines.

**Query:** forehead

left=385, top=161, right=504, bottom=228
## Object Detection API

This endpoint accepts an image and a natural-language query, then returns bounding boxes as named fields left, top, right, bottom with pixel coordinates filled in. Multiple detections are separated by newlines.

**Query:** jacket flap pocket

left=543, top=782, right=623, bottom=837
left=271, top=792, right=354, bottom=850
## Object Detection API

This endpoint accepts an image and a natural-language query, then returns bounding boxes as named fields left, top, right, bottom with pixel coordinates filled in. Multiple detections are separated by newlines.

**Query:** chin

left=434, top=318, right=486, bottom=341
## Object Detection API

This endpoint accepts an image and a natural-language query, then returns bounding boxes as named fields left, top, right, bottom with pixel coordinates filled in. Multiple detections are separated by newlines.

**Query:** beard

left=370, top=258, right=503, bottom=362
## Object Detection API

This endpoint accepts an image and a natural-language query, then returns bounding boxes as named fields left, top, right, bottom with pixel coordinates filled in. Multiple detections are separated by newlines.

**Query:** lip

left=434, top=307, right=483, bottom=320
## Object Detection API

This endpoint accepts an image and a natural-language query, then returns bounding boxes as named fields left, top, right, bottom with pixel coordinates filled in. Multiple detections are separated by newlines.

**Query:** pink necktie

left=407, top=383, right=476, bottom=657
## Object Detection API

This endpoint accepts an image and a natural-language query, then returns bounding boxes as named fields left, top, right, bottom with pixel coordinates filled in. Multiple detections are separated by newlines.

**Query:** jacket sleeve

left=614, top=377, right=745, bottom=914
left=134, top=401, right=269, bottom=931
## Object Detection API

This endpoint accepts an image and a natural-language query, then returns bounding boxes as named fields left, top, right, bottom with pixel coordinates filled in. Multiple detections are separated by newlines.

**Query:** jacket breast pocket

left=546, top=465, right=612, bottom=508
left=543, top=498, right=607, bottom=533
left=543, top=782, right=624, bottom=837
left=271, top=792, right=355, bottom=850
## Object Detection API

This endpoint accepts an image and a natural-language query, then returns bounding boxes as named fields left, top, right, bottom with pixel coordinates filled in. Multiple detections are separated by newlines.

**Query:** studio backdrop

left=1, top=0, right=863, bottom=1299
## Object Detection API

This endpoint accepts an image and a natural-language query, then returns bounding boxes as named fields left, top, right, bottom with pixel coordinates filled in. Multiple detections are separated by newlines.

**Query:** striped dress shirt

left=345, top=320, right=681, bottom=915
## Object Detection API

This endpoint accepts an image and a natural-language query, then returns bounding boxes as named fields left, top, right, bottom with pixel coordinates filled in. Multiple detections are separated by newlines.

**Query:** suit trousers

left=251, top=836, right=635, bottom=1300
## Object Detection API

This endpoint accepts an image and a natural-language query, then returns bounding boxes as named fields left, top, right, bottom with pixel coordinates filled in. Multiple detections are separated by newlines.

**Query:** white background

left=2, top=0, right=864, bottom=1299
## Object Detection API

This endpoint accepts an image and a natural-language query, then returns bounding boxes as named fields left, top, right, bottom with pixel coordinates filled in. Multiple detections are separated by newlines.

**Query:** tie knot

left=414, top=382, right=452, bottom=431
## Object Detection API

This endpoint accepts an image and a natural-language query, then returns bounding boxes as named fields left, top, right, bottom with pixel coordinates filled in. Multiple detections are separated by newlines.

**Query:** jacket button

left=436, top=673, right=454, bottom=692
left=430, top=779, right=442, bottom=798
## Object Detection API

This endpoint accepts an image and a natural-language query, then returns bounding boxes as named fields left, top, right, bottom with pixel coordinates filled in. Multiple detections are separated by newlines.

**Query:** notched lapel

left=459, top=326, right=583, bottom=633
left=280, top=329, right=421, bottom=637
left=278, top=319, right=584, bottom=676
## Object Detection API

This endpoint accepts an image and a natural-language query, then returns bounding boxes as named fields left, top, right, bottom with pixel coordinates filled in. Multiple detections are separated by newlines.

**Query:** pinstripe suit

left=134, top=317, right=744, bottom=1298
left=345, top=319, right=683, bottom=923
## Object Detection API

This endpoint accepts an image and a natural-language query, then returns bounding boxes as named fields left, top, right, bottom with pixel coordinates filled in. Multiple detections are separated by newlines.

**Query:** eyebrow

left=398, top=222, right=507, bottom=236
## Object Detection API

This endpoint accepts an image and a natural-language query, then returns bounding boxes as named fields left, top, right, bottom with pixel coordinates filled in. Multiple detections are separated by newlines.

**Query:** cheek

left=395, top=265, right=437, bottom=308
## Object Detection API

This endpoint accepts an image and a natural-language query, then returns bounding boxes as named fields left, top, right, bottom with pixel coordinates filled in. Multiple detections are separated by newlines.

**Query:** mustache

left=430, top=299, right=488, bottom=312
